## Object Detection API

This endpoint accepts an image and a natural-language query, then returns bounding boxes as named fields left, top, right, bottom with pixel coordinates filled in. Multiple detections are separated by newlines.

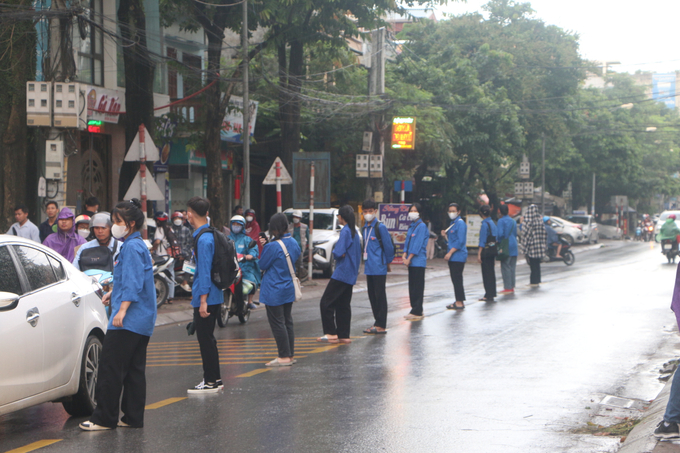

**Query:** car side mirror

left=0, top=291, right=20, bottom=311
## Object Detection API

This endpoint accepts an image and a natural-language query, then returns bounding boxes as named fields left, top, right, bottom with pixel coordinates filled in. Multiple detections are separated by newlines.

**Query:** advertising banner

left=85, top=86, right=124, bottom=124
left=221, top=95, right=258, bottom=143
left=378, top=203, right=412, bottom=264
left=652, top=73, right=677, bottom=110
left=465, top=214, right=482, bottom=248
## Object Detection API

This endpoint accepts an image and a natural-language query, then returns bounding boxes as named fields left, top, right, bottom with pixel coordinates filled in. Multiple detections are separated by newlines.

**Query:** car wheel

left=560, top=234, right=574, bottom=246
left=155, top=275, right=169, bottom=309
left=322, top=253, right=335, bottom=278
left=63, top=334, right=102, bottom=417
left=217, top=292, right=231, bottom=328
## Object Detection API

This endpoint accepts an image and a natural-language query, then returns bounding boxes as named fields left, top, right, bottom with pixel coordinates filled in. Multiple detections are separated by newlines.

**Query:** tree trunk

left=278, top=39, right=303, bottom=209
left=117, top=0, right=156, bottom=202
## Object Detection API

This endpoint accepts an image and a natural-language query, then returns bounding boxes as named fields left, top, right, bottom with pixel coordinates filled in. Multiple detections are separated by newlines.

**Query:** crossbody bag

left=277, top=240, right=302, bottom=302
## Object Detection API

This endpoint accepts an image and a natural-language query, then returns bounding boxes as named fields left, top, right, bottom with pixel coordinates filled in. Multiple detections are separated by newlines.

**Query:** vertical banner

left=378, top=203, right=413, bottom=264
left=466, top=214, right=482, bottom=248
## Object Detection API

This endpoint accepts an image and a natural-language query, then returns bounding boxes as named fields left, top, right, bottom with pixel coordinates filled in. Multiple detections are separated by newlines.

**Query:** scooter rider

left=659, top=214, right=680, bottom=243
left=228, top=215, right=261, bottom=310
left=73, top=212, right=121, bottom=272
left=544, top=216, right=563, bottom=259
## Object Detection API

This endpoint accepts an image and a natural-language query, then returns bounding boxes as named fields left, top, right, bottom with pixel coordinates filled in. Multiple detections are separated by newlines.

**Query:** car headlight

left=314, top=248, right=326, bottom=258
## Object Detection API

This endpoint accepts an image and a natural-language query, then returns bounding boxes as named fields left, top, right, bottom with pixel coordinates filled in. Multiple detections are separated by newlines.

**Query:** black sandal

left=446, top=303, right=465, bottom=310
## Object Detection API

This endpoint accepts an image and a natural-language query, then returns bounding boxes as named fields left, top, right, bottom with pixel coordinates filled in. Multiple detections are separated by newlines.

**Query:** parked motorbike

left=543, top=238, right=575, bottom=266
left=152, top=254, right=175, bottom=308
left=434, top=235, right=449, bottom=259
left=661, top=237, right=680, bottom=264
left=217, top=254, right=251, bottom=327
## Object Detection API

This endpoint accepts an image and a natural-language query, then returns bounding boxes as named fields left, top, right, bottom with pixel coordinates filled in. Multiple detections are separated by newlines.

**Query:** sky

left=436, top=0, right=680, bottom=75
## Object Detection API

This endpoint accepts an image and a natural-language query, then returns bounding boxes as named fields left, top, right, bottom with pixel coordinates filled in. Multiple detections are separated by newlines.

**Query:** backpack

left=373, top=221, right=395, bottom=264
left=194, top=227, right=240, bottom=291
left=79, top=240, right=120, bottom=273
left=480, top=219, right=498, bottom=258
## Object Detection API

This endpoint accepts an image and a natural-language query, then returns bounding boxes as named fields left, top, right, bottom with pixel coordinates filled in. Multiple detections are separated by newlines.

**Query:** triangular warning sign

left=123, top=170, right=165, bottom=201
left=262, top=157, right=293, bottom=185
left=124, top=126, right=159, bottom=162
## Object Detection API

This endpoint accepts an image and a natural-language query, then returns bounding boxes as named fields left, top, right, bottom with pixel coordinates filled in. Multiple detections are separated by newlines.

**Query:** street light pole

left=242, top=0, right=250, bottom=209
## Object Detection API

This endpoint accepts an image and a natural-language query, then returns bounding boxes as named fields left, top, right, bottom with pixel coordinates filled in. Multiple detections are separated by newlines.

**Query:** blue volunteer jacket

left=404, top=219, right=429, bottom=268
left=259, top=234, right=301, bottom=306
left=362, top=218, right=395, bottom=276
left=192, top=224, right=223, bottom=307
left=332, top=225, right=362, bottom=285
left=109, top=231, right=156, bottom=337
left=479, top=217, right=498, bottom=248
left=496, top=215, right=518, bottom=257
left=447, top=216, right=468, bottom=263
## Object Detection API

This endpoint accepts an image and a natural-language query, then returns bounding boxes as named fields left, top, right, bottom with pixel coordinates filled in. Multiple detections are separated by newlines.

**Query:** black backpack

left=78, top=240, right=120, bottom=273
left=194, top=227, right=239, bottom=291
left=481, top=219, right=498, bottom=258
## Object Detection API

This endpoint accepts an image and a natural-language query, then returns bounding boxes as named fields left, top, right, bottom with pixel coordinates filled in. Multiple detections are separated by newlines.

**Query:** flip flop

left=446, top=303, right=465, bottom=310
left=265, top=359, right=293, bottom=367
left=364, top=327, right=387, bottom=334
left=316, top=335, right=339, bottom=343
left=338, top=338, right=352, bottom=344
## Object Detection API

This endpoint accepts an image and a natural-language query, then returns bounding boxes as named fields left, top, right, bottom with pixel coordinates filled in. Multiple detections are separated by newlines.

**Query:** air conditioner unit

left=53, top=82, right=80, bottom=128
left=45, top=140, right=64, bottom=179
left=26, top=81, right=52, bottom=126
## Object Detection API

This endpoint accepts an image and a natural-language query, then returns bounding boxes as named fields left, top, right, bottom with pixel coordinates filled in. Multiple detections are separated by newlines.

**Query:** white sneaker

left=180, top=282, right=192, bottom=292
left=79, top=421, right=112, bottom=431
left=188, top=380, right=221, bottom=394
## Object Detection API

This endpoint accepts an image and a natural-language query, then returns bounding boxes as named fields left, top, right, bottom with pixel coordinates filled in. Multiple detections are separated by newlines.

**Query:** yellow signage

left=391, top=117, right=415, bottom=149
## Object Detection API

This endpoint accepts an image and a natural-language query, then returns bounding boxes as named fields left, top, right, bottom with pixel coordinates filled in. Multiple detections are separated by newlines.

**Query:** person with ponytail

left=317, top=205, right=362, bottom=344
left=80, top=199, right=156, bottom=431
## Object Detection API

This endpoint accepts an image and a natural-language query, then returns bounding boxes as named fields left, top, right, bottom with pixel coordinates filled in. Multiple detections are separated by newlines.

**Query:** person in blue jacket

left=361, top=199, right=395, bottom=334
left=403, top=202, right=429, bottom=320
left=317, top=205, right=362, bottom=344
left=443, top=203, right=468, bottom=310
left=228, top=215, right=261, bottom=309
left=477, top=204, right=497, bottom=302
left=80, top=199, right=156, bottom=431
left=258, top=213, right=301, bottom=366
left=497, top=204, right=518, bottom=294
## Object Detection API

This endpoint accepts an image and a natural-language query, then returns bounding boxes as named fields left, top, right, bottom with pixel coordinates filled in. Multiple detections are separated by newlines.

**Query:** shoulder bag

left=481, top=219, right=498, bottom=258
left=277, top=240, right=302, bottom=302
left=496, top=220, right=515, bottom=262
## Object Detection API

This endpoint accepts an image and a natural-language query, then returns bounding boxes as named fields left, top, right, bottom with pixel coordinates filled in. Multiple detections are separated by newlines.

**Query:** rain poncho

left=229, top=218, right=261, bottom=287
left=520, top=205, right=547, bottom=259
left=659, top=219, right=680, bottom=241
left=245, top=213, right=263, bottom=255
left=43, top=207, right=87, bottom=262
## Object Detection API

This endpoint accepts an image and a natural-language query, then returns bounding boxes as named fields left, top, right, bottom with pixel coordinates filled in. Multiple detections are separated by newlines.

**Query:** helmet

left=230, top=215, right=246, bottom=227
left=91, top=212, right=112, bottom=228
left=245, top=209, right=256, bottom=217
left=543, top=216, right=550, bottom=223
left=171, top=211, right=184, bottom=220
left=292, top=210, right=303, bottom=218
left=155, top=211, right=169, bottom=222
left=75, top=214, right=91, bottom=226
left=670, top=214, right=677, bottom=220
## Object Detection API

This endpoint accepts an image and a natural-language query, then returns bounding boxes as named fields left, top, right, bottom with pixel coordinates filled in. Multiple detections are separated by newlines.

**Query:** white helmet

left=230, top=215, right=246, bottom=227
left=292, top=210, right=303, bottom=218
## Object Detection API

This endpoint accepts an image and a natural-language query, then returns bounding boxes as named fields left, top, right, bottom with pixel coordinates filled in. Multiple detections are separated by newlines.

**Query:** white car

left=0, top=235, right=108, bottom=417
left=284, top=208, right=362, bottom=278
left=549, top=216, right=588, bottom=245
left=566, top=214, right=599, bottom=244
left=654, top=211, right=680, bottom=239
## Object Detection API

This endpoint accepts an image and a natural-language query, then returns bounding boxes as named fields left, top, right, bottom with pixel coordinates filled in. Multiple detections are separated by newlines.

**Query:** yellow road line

left=307, top=344, right=342, bottom=353
left=148, top=337, right=329, bottom=346
left=147, top=355, right=309, bottom=365
left=146, top=349, right=322, bottom=357
left=235, top=368, right=271, bottom=378
left=145, top=397, right=187, bottom=410
left=148, top=361, right=268, bottom=367
left=5, top=440, right=62, bottom=453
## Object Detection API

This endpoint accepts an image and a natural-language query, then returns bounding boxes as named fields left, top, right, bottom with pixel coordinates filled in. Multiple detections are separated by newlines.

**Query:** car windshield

left=285, top=213, right=335, bottom=230
left=567, top=216, right=589, bottom=225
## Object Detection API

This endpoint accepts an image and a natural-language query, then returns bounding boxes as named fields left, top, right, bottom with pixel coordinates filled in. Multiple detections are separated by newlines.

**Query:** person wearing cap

left=75, top=214, right=93, bottom=241
left=73, top=212, right=121, bottom=272
left=229, top=215, right=261, bottom=310
left=287, top=210, right=309, bottom=276
left=153, top=211, right=178, bottom=304
left=43, top=207, right=87, bottom=262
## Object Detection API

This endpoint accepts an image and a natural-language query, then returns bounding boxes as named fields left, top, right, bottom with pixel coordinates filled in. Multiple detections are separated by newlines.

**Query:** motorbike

left=661, top=236, right=680, bottom=264
left=83, top=269, right=113, bottom=318
left=635, top=226, right=642, bottom=241
left=217, top=254, right=251, bottom=327
left=643, top=224, right=655, bottom=242
left=152, top=254, right=175, bottom=308
left=543, top=238, right=575, bottom=266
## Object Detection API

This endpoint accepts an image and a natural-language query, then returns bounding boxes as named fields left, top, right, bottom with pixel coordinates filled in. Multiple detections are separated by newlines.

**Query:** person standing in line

left=288, top=210, right=309, bottom=276
left=39, top=201, right=59, bottom=242
left=79, top=199, right=156, bottom=431
left=186, top=197, right=224, bottom=393
left=403, top=203, right=429, bottom=321
left=497, top=204, right=518, bottom=294
left=443, top=203, right=467, bottom=310
left=361, top=199, right=395, bottom=334
left=477, top=205, right=497, bottom=302
left=258, top=213, right=301, bottom=366
left=317, top=205, right=362, bottom=344
left=43, top=207, right=87, bottom=261
left=520, top=204, right=547, bottom=287
left=7, top=204, right=40, bottom=242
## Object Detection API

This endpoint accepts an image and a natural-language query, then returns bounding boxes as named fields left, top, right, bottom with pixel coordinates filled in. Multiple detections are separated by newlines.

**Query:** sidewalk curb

left=618, top=374, right=673, bottom=453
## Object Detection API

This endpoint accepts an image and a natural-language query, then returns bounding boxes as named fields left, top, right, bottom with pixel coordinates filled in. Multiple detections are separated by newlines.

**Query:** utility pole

left=366, top=27, right=385, bottom=199
left=591, top=173, right=596, bottom=216
left=242, top=0, right=250, bottom=209
left=541, top=133, right=545, bottom=215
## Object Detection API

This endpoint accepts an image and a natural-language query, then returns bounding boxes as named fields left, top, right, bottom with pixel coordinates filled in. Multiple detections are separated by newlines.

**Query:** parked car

left=598, top=218, right=623, bottom=239
left=0, top=235, right=108, bottom=417
left=549, top=216, right=587, bottom=245
left=566, top=214, right=599, bottom=243
left=283, top=208, right=362, bottom=278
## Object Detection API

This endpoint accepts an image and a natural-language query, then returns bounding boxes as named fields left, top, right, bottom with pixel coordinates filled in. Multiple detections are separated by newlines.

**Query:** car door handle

left=72, top=292, right=81, bottom=307
left=26, top=308, right=40, bottom=327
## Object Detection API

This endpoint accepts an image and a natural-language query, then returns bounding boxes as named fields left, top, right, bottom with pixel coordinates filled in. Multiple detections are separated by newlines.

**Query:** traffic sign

left=123, top=169, right=164, bottom=201
left=262, top=157, right=292, bottom=185
left=124, top=126, right=159, bottom=162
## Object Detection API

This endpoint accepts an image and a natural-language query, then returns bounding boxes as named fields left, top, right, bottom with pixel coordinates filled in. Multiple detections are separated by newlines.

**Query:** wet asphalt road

left=2, top=241, right=680, bottom=453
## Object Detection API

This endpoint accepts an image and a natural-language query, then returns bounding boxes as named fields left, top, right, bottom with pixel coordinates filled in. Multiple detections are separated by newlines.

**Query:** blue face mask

left=231, top=224, right=243, bottom=234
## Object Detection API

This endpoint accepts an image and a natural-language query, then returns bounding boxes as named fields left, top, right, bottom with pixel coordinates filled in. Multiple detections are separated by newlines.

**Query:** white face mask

left=364, top=213, right=375, bottom=222
left=449, top=212, right=458, bottom=220
left=245, top=216, right=254, bottom=222
left=407, top=212, right=420, bottom=221
left=77, top=229, right=90, bottom=239
left=173, top=219, right=183, bottom=226
left=293, top=218, right=300, bottom=224
left=111, top=224, right=129, bottom=239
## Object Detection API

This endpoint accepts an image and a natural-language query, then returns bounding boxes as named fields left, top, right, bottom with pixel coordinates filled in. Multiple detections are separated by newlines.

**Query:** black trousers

left=481, top=256, right=497, bottom=299
left=319, top=278, right=353, bottom=338
left=266, top=303, right=295, bottom=358
left=408, top=266, right=426, bottom=316
left=194, top=305, right=221, bottom=383
left=366, top=275, right=388, bottom=328
left=528, top=257, right=542, bottom=284
left=448, top=261, right=466, bottom=301
left=90, top=329, right=150, bottom=428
